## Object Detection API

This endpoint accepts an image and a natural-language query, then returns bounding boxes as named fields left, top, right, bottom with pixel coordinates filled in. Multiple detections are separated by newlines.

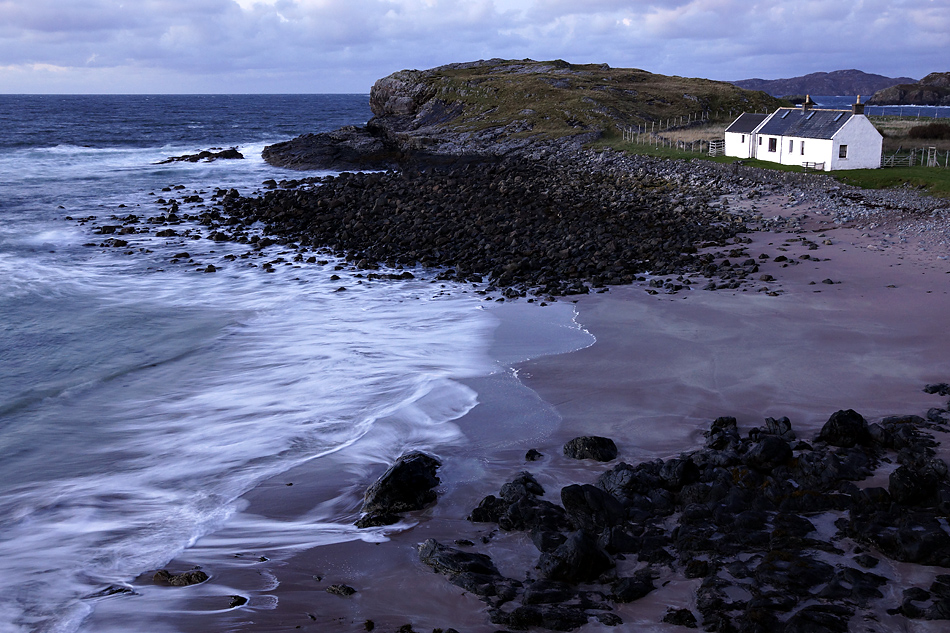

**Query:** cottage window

left=839, top=145, right=848, bottom=159
left=741, top=134, right=745, bottom=143
left=801, top=141, right=805, bottom=155
left=789, top=140, right=793, bottom=153
left=759, top=137, right=763, bottom=146
left=768, top=138, right=777, bottom=152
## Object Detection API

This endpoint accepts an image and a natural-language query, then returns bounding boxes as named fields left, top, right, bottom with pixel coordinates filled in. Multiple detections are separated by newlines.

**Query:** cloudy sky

left=1, top=0, right=947, bottom=93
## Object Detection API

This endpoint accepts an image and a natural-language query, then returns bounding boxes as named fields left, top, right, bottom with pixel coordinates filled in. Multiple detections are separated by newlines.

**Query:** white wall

left=725, top=131, right=754, bottom=159
left=767, top=136, right=833, bottom=169
left=831, top=116, right=882, bottom=170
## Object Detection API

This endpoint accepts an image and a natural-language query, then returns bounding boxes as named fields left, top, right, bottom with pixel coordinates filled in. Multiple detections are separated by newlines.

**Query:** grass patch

left=833, top=166, right=950, bottom=197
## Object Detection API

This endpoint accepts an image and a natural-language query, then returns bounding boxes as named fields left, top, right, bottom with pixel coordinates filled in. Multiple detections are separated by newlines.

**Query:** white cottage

left=725, top=99, right=883, bottom=171
left=724, top=113, right=767, bottom=159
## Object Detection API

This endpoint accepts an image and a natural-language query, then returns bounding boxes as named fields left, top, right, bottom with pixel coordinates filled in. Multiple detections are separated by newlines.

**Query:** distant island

left=731, top=69, right=916, bottom=98
left=868, top=72, right=950, bottom=105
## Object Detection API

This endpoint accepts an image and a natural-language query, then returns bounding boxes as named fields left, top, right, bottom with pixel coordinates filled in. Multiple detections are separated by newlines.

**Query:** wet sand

left=91, top=192, right=950, bottom=632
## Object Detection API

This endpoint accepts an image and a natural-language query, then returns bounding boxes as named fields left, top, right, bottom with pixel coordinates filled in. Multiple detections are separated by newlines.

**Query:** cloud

left=0, top=0, right=947, bottom=92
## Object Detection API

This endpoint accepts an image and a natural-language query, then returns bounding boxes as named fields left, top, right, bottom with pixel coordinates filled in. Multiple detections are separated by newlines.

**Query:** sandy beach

left=87, top=185, right=950, bottom=633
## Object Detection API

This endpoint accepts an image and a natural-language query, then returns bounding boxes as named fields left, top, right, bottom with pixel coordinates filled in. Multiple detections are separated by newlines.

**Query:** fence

left=881, top=147, right=950, bottom=168
left=618, top=106, right=777, bottom=141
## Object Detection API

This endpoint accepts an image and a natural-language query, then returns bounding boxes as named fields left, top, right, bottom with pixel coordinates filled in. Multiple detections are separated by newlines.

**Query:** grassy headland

left=371, top=58, right=787, bottom=140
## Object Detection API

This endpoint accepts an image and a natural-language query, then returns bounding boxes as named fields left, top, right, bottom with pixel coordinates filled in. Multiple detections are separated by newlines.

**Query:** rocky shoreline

left=219, top=139, right=949, bottom=299
left=355, top=389, right=950, bottom=632
left=220, top=154, right=748, bottom=297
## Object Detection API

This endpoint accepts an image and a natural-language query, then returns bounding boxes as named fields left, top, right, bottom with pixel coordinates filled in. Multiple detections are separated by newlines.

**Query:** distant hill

left=732, top=70, right=916, bottom=98
left=868, top=72, right=950, bottom=105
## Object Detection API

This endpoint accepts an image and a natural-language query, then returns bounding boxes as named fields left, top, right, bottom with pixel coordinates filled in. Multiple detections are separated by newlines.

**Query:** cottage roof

left=725, top=113, right=767, bottom=134
left=756, top=108, right=854, bottom=139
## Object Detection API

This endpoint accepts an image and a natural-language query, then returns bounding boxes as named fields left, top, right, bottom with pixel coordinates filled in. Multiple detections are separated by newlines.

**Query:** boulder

left=356, top=451, right=441, bottom=527
left=818, top=409, right=871, bottom=447
left=153, top=569, right=208, bottom=586
left=743, top=435, right=793, bottom=471
left=419, top=539, right=520, bottom=603
left=560, top=484, right=625, bottom=532
left=563, top=436, right=618, bottom=462
left=611, top=569, right=655, bottom=602
left=537, top=531, right=614, bottom=583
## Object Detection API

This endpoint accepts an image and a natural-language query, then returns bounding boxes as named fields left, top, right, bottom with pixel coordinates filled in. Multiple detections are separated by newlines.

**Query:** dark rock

left=537, top=531, right=614, bottom=583
left=659, top=457, right=700, bottom=489
left=685, top=559, right=710, bottom=578
left=157, top=148, right=244, bottom=164
left=611, top=569, right=655, bottom=602
left=817, top=409, right=870, bottom=447
left=663, top=608, right=698, bottom=628
left=560, top=484, right=625, bottom=532
left=532, top=529, right=568, bottom=553
left=85, top=584, right=137, bottom=599
left=763, top=416, right=796, bottom=440
left=925, top=383, right=950, bottom=396
left=526, top=448, right=543, bottom=461
left=495, top=604, right=590, bottom=631
left=817, top=567, right=886, bottom=605
left=228, top=595, right=248, bottom=608
left=783, top=604, right=853, bottom=633
left=521, top=579, right=576, bottom=605
left=153, top=569, right=209, bottom=586
left=502, top=496, right=572, bottom=533
left=563, top=436, right=618, bottom=462
left=889, top=463, right=943, bottom=506
left=743, top=435, right=792, bottom=471
left=854, top=553, right=879, bottom=568
left=326, top=584, right=357, bottom=597
left=357, top=451, right=441, bottom=526
left=501, top=471, right=545, bottom=501
left=753, top=551, right=834, bottom=593
left=418, top=539, right=520, bottom=603
left=705, top=416, right=740, bottom=450
left=595, top=612, right=623, bottom=626
left=850, top=511, right=950, bottom=566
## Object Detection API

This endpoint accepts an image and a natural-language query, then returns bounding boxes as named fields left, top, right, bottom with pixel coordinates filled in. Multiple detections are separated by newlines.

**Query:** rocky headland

left=263, top=59, right=784, bottom=172
left=869, top=72, right=950, bottom=106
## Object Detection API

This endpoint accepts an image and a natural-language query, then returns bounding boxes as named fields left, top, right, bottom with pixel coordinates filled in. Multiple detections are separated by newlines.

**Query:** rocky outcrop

left=156, top=148, right=243, bottom=164
left=869, top=72, right=950, bottom=105
left=219, top=157, right=746, bottom=297
left=263, top=58, right=785, bottom=171
left=432, top=396, right=950, bottom=631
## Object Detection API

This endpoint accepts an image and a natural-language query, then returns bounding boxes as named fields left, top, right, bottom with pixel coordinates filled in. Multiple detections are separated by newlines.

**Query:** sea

left=811, top=95, right=950, bottom=118
left=0, top=95, right=594, bottom=633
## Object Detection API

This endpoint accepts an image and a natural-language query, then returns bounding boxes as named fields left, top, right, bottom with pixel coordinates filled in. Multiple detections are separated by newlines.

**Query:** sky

left=1, top=0, right=947, bottom=94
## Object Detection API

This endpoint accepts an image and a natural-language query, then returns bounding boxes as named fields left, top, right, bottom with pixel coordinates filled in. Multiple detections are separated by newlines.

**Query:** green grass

left=593, top=137, right=736, bottom=162
left=597, top=139, right=950, bottom=198
left=833, top=166, right=950, bottom=197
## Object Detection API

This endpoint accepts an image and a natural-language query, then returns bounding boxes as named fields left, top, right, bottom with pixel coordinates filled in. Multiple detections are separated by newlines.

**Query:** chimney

left=852, top=94, right=865, bottom=115
left=802, top=94, right=815, bottom=113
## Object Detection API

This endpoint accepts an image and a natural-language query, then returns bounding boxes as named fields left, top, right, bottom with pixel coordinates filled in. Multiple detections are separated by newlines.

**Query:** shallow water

left=0, top=95, right=595, bottom=632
